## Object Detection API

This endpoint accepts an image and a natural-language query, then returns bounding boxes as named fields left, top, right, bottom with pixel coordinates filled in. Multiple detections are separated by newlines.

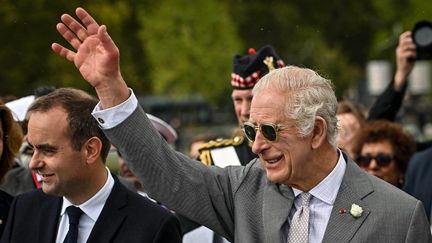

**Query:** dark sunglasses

left=242, top=122, right=283, bottom=142
left=357, top=154, right=394, bottom=167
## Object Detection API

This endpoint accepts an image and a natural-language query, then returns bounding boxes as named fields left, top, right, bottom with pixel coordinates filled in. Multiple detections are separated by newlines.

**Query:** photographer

left=368, top=31, right=416, bottom=121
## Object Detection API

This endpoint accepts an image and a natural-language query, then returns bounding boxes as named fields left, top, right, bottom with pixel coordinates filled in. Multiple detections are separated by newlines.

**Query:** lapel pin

left=350, top=203, right=363, bottom=218
left=339, top=208, right=346, bottom=214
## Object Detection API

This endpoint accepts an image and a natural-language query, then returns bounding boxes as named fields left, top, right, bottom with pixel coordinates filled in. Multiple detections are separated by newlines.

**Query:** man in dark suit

left=51, top=8, right=431, bottom=242
left=1, top=88, right=182, bottom=243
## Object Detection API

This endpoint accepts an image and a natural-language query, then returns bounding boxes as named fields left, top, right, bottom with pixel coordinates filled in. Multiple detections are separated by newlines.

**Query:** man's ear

left=311, top=116, right=327, bottom=149
left=84, top=137, right=102, bottom=164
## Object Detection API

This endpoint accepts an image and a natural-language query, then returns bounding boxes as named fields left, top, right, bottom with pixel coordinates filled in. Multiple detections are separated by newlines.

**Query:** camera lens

left=413, top=25, right=432, bottom=47
left=412, top=21, right=432, bottom=60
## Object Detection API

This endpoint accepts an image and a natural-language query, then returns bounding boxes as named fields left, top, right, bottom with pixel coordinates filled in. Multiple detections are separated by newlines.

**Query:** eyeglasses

left=357, top=154, right=394, bottom=167
left=242, top=122, right=283, bottom=142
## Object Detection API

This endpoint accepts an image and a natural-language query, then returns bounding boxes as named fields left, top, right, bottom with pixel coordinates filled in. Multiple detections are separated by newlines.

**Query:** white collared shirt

left=284, top=150, right=346, bottom=243
left=55, top=168, right=115, bottom=243
left=92, top=89, right=137, bottom=129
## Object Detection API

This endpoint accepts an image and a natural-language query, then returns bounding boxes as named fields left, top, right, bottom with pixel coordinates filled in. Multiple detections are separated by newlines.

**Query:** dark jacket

left=1, top=176, right=182, bottom=243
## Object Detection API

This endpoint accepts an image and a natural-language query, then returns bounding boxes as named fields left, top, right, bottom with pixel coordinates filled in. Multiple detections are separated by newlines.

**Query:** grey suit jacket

left=105, top=106, right=431, bottom=243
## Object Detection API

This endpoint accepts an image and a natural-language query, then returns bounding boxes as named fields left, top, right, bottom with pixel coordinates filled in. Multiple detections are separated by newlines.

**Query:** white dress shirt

left=55, top=168, right=114, bottom=243
left=92, top=89, right=137, bottom=129
left=283, top=150, right=346, bottom=243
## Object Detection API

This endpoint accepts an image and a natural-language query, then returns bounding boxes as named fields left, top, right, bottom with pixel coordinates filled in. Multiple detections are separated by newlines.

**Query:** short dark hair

left=27, top=88, right=111, bottom=162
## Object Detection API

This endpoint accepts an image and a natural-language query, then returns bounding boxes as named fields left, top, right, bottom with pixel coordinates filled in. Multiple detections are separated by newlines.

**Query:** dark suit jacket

left=0, top=190, right=12, bottom=237
left=404, top=147, right=432, bottom=222
left=0, top=176, right=182, bottom=243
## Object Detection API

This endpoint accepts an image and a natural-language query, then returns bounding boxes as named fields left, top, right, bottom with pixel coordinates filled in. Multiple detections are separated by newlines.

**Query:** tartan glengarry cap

left=231, top=45, right=285, bottom=89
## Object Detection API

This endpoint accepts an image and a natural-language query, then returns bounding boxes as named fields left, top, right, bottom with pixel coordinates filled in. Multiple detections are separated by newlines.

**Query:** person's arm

left=51, top=7, right=129, bottom=110
left=52, top=8, right=236, bottom=240
left=368, top=31, right=416, bottom=121
left=367, top=78, right=408, bottom=121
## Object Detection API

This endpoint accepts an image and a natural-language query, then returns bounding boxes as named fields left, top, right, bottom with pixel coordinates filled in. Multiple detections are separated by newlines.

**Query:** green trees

left=0, top=0, right=429, bottom=105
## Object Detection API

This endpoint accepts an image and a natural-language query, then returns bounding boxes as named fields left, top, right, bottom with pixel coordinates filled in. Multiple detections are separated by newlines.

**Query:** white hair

left=252, top=66, right=338, bottom=147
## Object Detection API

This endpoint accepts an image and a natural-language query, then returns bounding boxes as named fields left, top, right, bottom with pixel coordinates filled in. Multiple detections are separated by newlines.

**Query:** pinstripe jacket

left=104, top=106, right=431, bottom=243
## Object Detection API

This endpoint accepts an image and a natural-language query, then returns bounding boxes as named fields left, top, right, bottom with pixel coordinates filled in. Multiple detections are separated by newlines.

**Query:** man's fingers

left=98, top=25, right=118, bottom=54
left=56, top=23, right=82, bottom=50
left=51, top=43, right=76, bottom=63
left=75, top=7, right=100, bottom=36
left=60, top=14, right=89, bottom=42
left=397, top=31, right=417, bottom=60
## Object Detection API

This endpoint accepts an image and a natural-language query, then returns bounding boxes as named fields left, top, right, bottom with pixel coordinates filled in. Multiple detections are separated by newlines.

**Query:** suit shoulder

left=15, top=189, right=48, bottom=201
left=368, top=175, right=419, bottom=205
left=409, top=147, right=432, bottom=167
left=198, top=136, right=244, bottom=165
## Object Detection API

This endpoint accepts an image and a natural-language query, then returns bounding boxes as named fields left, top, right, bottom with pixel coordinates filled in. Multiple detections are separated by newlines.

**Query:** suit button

left=97, top=117, right=105, bottom=124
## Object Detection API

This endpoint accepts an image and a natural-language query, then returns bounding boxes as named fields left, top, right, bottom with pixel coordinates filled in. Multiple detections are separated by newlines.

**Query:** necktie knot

left=299, top=192, right=311, bottom=207
left=66, top=206, right=83, bottom=225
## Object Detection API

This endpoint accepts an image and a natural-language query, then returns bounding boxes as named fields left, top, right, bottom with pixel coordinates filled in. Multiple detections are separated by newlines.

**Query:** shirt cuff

left=92, top=88, right=138, bottom=129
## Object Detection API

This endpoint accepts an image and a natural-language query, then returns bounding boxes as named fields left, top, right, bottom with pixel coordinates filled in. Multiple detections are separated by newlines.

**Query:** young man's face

left=27, top=107, right=89, bottom=201
left=231, top=89, right=253, bottom=126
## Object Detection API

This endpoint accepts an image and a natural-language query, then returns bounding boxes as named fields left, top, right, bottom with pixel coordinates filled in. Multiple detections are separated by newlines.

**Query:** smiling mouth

left=266, top=156, right=283, bottom=164
left=36, top=170, right=54, bottom=178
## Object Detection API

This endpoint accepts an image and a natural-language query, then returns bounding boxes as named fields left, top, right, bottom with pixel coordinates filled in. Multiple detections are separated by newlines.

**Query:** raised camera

left=412, top=21, right=432, bottom=60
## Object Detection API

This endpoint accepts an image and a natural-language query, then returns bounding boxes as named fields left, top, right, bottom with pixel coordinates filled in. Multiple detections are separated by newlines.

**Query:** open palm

left=52, top=7, right=129, bottom=108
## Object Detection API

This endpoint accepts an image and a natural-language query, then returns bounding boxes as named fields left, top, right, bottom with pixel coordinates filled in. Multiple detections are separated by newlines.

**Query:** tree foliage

left=0, top=0, right=429, bottom=105
left=137, top=0, right=242, bottom=104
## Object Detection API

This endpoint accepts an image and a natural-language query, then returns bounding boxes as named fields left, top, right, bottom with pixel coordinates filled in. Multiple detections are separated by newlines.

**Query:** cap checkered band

left=231, top=71, right=261, bottom=89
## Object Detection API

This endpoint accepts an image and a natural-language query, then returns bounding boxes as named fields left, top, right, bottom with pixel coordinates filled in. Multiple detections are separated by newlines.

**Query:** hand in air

left=52, top=7, right=129, bottom=108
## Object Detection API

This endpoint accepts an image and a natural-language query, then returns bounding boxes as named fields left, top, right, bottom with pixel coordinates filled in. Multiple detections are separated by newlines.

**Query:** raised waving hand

left=52, top=7, right=129, bottom=108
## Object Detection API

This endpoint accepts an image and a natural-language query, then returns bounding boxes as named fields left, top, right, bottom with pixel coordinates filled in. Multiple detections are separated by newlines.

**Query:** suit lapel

left=38, top=194, right=62, bottom=243
left=87, top=178, right=128, bottom=242
left=322, top=157, right=373, bottom=242
left=263, top=182, right=294, bottom=243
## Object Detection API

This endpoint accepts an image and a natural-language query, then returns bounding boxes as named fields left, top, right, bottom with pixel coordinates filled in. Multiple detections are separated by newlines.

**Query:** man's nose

left=28, top=151, right=42, bottom=170
left=251, top=130, right=269, bottom=154
left=241, top=101, right=250, bottom=117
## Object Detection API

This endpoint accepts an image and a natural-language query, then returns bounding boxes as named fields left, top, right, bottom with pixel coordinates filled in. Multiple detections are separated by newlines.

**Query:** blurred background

left=0, top=0, right=431, bottom=156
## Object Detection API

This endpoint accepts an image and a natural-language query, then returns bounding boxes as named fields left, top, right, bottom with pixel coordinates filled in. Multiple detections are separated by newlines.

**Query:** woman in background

left=0, top=104, right=23, bottom=235
left=353, top=120, right=415, bottom=188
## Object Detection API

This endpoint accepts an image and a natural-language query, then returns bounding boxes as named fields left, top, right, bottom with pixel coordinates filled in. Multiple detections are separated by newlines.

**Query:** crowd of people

left=0, top=6, right=431, bottom=243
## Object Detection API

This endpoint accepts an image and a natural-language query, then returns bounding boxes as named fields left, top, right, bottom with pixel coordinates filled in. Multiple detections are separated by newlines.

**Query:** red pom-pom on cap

left=248, top=48, right=256, bottom=55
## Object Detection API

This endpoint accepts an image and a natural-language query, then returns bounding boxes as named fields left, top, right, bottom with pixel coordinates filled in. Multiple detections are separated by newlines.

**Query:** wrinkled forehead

left=250, top=91, right=287, bottom=122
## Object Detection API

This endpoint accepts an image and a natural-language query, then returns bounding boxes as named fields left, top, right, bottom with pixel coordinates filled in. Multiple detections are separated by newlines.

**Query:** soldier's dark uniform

left=199, top=45, right=285, bottom=167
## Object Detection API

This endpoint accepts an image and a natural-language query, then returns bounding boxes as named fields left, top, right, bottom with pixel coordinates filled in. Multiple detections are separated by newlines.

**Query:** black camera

left=412, top=21, right=432, bottom=60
